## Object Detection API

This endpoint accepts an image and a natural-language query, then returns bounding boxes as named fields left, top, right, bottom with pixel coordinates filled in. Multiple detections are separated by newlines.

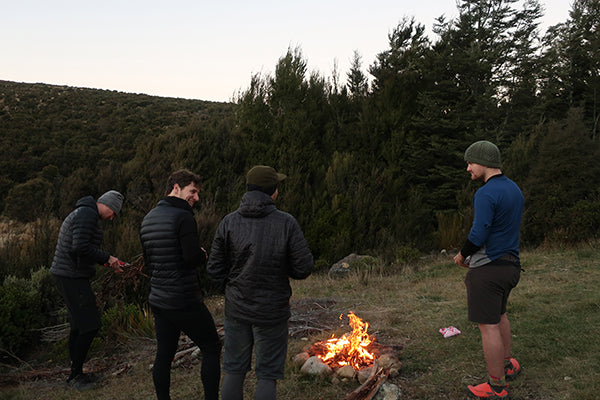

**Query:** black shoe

left=67, top=373, right=97, bottom=391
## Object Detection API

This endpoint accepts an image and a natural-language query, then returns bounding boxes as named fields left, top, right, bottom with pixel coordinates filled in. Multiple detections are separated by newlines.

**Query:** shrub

left=313, top=259, right=330, bottom=273
left=0, top=218, right=59, bottom=280
left=0, top=268, right=61, bottom=357
left=3, top=178, right=56, bottom=223
left=100, top=303, right=155, bottom=342
left=0, top=275, right=45, bottom=355
left=394, top=245, right=422, bottom=265
left=434, top=211, right=469, bottom=250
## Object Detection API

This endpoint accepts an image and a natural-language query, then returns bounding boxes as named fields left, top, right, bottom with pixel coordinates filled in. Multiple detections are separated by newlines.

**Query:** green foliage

left=0, top=268, right=59, bottom=356
left=539, top=0, right=600, bottom=137
left=100, top=303, right=154, bottom=341
left=522, top=109, right=600, bottom=245
left=3, top=178, right=55, bottom=222
left=0, top=217, right=60, bottom=279
left=313, top=259, right=330, bottom=273
left=434, top=211, right=467, bottom=250
left=394, top=245, right=422, bottom=265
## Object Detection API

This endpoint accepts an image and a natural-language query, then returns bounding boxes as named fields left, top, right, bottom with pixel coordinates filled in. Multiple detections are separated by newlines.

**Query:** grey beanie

left=97, top=190, right=124, bottom=214
left=464, top=140, right=502, bottom=168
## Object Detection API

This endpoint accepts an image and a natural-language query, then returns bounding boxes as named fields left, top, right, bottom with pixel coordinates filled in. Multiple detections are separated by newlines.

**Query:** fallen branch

left=37, top=322, right=70, bottom=342
left=173, top=346, right=198, bottom=362
left=0, top=347, right=33, bottom=370
left=288, top=325, right=330, bottom=336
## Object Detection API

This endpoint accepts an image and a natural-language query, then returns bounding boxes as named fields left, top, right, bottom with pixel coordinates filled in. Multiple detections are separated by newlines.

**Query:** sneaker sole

left=467, top=391, right=510, bottom=399
left=467, top=386, right=510, bottom=399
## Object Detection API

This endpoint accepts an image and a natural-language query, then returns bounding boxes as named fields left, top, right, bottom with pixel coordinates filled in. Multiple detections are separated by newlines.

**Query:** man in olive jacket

left=207, top=165, right=313, bottom=400
left=50, top=190, right=124, bottom=391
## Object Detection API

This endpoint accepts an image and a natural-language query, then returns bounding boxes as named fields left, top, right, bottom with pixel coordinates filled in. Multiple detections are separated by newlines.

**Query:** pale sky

left=3, top=0, right=572, bottom=103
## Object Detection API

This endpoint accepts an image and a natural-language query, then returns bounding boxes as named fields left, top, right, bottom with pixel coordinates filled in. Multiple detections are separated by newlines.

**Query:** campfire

left=295, top=311, right=402, bottom=399
left=308, top=312, right=380, bottom=371
left=293, top=309, right=402, bottom=399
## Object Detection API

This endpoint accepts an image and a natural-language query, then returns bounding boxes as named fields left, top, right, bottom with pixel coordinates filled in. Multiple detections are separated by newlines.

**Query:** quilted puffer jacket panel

left=140, top=197, right=204, bottom=310
left=51, top=196, right=109, bottom=279
left=207, top=190, right=313, bottom=325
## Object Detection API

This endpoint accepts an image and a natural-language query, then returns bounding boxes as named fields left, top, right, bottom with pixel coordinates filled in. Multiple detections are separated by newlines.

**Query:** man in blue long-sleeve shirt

left=453, top=141, right=524, bottom=399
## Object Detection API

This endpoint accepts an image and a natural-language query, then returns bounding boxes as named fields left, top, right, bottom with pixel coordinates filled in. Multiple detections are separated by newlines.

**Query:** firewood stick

left=343, top=360, right=390, bottom=400
left=173, top=346, right=198, bottom=361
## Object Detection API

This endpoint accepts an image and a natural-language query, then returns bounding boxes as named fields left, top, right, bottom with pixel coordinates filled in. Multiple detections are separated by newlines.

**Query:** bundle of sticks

left=96, top=254, right=148, bottom=308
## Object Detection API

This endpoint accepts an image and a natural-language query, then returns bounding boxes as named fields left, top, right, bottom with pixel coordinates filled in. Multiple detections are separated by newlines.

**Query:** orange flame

left=312, top=311, right=376, bottom=370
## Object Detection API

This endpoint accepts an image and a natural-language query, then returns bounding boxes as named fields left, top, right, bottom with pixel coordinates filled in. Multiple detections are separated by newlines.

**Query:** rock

left=378, top=354, right=401, bottom=369
left=373, top=383, right=401, bottom=400
left=335, top=365, right=357, bottom=380
left=292, top=352, right=310, bottom=367
left=357, top=366, right=374, bottom=384
left=300, top=356, right=333, bottom=376
left=191, top=348, right=201, bottom=358
left=328, top=261, right=352, bottom=279
left=328, top=254, right=377, bottom=279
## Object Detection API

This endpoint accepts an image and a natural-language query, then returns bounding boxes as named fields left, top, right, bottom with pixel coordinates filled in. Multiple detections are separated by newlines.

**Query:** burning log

left=307, top=312, right=381, bottom=371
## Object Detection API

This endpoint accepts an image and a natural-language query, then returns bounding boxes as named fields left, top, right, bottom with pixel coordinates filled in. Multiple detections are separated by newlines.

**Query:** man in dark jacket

left=207, top=165, right=313, bottom=400
left=50, top=190, right=125, bottom=391
left=140, top=169, right=221, bottom=400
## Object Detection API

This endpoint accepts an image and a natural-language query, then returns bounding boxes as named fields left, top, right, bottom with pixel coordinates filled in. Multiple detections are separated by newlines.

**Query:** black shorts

left=464, top=261, right=521, bottom=324
left=54, top=275, right=102, bottom=333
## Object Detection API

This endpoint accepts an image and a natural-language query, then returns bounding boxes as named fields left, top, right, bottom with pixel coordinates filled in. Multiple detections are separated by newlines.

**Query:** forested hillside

left=2, top=0, right=599, bottom=270
left=1, top=0, right=600, bottom=362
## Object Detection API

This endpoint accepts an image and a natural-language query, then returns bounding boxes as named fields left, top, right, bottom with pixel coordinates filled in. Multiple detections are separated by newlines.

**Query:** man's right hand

left=108, top=256, right=124, bottom=273
left=453, top=252, right=469, bottom=268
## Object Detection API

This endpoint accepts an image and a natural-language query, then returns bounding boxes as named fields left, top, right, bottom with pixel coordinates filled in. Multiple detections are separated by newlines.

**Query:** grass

left=2, top=245, right=600, bottom=399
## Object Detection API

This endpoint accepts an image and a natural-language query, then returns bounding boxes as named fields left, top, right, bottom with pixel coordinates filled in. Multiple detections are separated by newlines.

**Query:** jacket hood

left=238, top=190, right=277, bottom=218
left=76, top=196, right=99, bottom=215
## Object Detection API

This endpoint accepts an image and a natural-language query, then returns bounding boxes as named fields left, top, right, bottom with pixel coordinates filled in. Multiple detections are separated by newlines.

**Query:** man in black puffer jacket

left=207, top=165, right=313, bottom=400
left=140, top=169, right=221, bottom=400
left=50, top=190, right=125, bottom=391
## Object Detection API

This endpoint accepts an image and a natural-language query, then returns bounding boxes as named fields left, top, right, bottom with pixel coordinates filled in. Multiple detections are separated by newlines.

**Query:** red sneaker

left=505, top=358, right=521, bottom=381
left=467, top=382, right=509, bottom=399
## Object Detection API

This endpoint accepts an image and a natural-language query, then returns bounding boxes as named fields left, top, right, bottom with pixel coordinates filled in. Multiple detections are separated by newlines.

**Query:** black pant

left=68, top=328, right=98, bottom=378
left=53, top=275, right=102, bottom=377
left=151, top=304, right=221, bottom=400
